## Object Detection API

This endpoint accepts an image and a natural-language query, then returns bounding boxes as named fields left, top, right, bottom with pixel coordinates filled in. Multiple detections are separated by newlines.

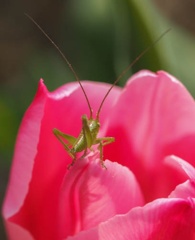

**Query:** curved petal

left=4, top=221, right=34, bottom=240
left=2, top=80, right=48, bottom=219
left=67, top=228, right=97, bottom=240
left=165, top=155, right=195, bottom=199
left=59, top=153, right=144, bottom=238
left=169, top=180, right=195, bottom=199
left=100, top=198, right=195, bottom=240
left=2, top=80, right=121, bottom=240
left=68, top=198, right=195, bottom=240
left=165, top=155, right=195, bottom=182
left=104, top=70, right=195, bottom=201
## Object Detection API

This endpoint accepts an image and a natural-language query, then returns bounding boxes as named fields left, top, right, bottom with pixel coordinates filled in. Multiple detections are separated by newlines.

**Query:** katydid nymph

left=26, top=13, right=170, bottom=169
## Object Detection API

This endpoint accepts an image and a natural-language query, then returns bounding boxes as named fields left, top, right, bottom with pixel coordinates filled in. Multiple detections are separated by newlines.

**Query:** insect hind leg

left=53, top=128, right=75, bottom=156
left=53, top=128, right=78, bottom=169
left=67, top=154, right=77, bottom=169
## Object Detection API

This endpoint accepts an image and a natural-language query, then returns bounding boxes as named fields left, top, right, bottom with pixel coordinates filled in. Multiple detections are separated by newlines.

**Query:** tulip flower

left=3, top=70, right=195, bottom=239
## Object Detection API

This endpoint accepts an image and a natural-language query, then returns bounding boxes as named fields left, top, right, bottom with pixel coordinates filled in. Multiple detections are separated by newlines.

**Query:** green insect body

left=53, top=114, right=114, bottom=169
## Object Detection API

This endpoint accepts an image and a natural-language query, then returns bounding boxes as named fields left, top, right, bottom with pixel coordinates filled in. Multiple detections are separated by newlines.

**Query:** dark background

left=1, top=0, right=195, bottom=239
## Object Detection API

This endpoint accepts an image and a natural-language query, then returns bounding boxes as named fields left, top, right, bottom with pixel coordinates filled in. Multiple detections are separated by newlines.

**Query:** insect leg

left=97, top=137, right=115, bottom=146
left=95, top=137, right=115, bottom=168
left=53, top=128, right=76, bottom=158
left=67, top=156, right=77, bottom=169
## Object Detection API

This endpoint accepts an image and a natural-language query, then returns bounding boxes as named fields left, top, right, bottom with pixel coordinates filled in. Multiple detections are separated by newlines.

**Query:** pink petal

left=169, top=180, right=195, bottom=199
left=68, top=198, right=195, bottom=240
left=67, top=228, right=97, bottom=240
left=66, top=228, right=97, bottom=240
left=4, top=221, right=34, bottom=240
left=104, top=70, right=195, bottom=201
left=3, top=80, right=121, bottom=240
left=165, top=155, right=195, bottom=182
left=101, top=198, right=195, bottom=240
left=165, top=155, right=195, bottom=199
left=3, top=80, right=48, bottom=219
left=59, top=154, right=144, bottom=238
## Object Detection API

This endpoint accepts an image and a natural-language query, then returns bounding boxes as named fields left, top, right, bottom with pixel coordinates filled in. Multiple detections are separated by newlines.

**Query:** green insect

left=53, top=110, right=114, bottom=169
left=26, top=13, right=170, bottom=169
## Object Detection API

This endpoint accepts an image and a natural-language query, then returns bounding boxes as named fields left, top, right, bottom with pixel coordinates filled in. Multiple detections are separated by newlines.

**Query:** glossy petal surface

left=3, top=70, right=195, bottom=239
left=105, top=70, right=195, bottom=201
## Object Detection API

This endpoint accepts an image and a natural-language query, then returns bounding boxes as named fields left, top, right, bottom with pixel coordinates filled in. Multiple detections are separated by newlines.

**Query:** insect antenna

left=25, top=13, right=93, bottom=118
left=96, top=28, right=171, bottom=120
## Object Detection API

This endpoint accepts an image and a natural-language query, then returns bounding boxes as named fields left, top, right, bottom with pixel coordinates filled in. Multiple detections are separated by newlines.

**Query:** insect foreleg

left=95, top=137, right=115, bottom=168
left=96, top=137, right=115, bottom=146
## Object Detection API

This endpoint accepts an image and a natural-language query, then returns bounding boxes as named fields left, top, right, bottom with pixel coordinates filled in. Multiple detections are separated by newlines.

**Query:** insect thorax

left=89, top=118, right=100, bottom=139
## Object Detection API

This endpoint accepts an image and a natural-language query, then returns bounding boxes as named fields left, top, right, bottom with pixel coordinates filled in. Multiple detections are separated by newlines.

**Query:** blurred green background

left=1, top=0, right=195, bottom=238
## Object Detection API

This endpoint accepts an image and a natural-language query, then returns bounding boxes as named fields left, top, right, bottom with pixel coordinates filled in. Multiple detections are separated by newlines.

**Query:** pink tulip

left=2, top=70, right=195, bottom=239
